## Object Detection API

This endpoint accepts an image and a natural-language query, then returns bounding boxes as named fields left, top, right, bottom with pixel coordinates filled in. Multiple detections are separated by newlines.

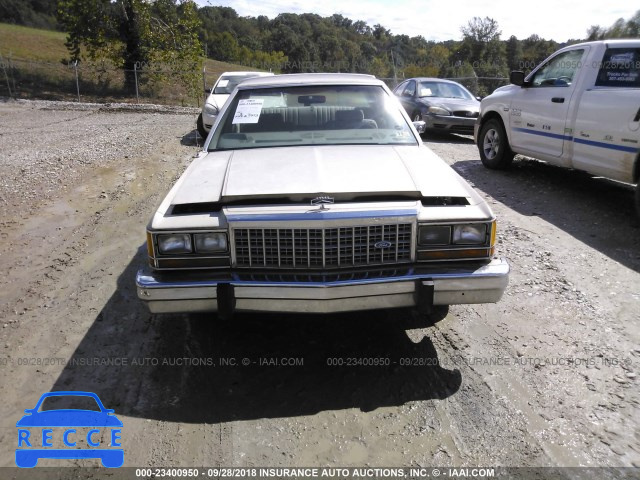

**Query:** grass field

left=0, top=23, right=256, bottom=105
left=0, top=23, right=68, bottom=61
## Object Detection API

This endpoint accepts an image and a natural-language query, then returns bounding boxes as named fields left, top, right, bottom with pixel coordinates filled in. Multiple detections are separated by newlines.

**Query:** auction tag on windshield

left=217, top=79, right=229, bottom=88
left=232, top=99, right=264, bottom=124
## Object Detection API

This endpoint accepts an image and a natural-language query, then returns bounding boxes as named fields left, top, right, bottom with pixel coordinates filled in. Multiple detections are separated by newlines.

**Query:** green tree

left=57, top=0, right=202, bottom=94
left=457, top=17, right=507, bottom=95
left=587, top=10, right=640, bottom=39
left=404, top=43, right=449, bottom=77
left=520, top=34, right=558, bottom=71
left=0, top=0, right=59, bottom=29
left=56, top=0, right=111, bottom=63
left=147, top=0, right=202, bottom=99
left=207, top=31, right=241, bottom=62
left=505, top=35, right=523, bottom=71
left=368, top=56, right=391, bottom=78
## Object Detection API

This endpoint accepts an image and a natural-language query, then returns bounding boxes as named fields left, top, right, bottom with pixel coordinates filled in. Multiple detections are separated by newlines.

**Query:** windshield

left=418, top=81, right=474, bottom=100
left=39, top=395, right=101, bottom=412
left=213, top=75, right=257, bottom=95
left=209, top=85, right=417, bottom=151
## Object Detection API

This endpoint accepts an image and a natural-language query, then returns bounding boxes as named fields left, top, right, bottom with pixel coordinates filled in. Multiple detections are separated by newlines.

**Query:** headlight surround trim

left=152, top=231, right=229, bottom=257
left=416, top=221, right=495, bottom=261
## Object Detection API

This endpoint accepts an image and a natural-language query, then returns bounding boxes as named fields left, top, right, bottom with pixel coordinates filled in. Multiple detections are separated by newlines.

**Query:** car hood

left=16, top=410, right=122, bottom=427
left=419, top=97, right=479, bottom=111
left=492, top=84, right=517, bottom=94
left=168, top=145, right=478, bottom=207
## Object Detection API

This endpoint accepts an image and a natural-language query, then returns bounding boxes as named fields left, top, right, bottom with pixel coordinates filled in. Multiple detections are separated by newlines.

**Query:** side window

left=403, top=80, right=416, bottom=97
left=393, top=82, right=406, bottom=95
left=530, top=49, right=585, bottom=87
left=595, top=48, right=640, bottom=88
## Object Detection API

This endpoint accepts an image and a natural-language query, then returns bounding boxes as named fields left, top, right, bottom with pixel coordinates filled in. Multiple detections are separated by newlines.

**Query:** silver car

left=138, top=73, right=508, bottom=318
left=393, top=78, right=480, bottom=135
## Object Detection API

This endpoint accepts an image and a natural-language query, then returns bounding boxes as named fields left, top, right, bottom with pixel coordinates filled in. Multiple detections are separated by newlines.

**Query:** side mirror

left=413, top=121, right=426, bottom=134
left=510, top=71, right=526, bottom=86
left=476, top=96, right=482, bottom=101
left=204, top=88, right=211, bottom=94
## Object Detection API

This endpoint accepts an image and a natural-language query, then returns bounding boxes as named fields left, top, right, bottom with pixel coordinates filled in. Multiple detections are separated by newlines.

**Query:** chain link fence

left=445, top=76, right=510, bottom=97
left=0, top=54, right=203, bottom=106
left=0, top=54, right=510, bottom=105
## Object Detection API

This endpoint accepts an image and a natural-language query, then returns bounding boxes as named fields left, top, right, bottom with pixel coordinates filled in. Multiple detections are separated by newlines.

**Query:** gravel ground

left=0, top=98, right=638, bottom=478
left=0, top=98, right=200, bottom=220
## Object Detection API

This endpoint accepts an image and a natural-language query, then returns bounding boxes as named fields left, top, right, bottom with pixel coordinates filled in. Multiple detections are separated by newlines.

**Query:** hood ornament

left=308, top=196, right=334, bottom=212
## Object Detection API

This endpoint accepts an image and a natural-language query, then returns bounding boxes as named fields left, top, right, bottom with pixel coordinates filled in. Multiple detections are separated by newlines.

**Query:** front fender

left=477, top=106, right=512, bottom=146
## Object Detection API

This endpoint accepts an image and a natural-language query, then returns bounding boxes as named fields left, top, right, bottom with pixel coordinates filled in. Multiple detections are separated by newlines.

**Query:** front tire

left=478, top=118, right=514, bottom=169
left=635, top=181, right=640, bottom=219
left=196, top=113, right=208, bottom=141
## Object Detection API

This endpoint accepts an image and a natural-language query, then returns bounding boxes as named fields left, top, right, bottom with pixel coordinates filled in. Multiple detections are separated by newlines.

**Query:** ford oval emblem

left=375, top=241, right=392, bottom=249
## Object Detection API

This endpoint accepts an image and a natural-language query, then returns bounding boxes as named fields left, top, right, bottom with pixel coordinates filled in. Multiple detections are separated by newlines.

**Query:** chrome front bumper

left=136, top=258, right=509, bottom=314
left=423, top=114, right=477, bottom=133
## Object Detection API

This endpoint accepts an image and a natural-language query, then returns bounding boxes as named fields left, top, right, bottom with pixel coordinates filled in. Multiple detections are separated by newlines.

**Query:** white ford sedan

left=137, top=74, right=509, bottom=317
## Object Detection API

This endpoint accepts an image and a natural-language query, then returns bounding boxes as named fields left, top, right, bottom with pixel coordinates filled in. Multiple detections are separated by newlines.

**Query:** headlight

left=452, top=224, right=487, bottom=245
left=418, top=226, right=451, bottom=245
left=194, top=233, right=228, bottom=253
left=157, top=234, right=192, bottom=254
left=427, top=106, right=451, bottom=116
left=204, top=104, right=219, bottom=116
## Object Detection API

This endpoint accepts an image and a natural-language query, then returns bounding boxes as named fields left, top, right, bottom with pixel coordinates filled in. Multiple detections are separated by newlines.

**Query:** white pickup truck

left=475, top=40, right=640, bottom=215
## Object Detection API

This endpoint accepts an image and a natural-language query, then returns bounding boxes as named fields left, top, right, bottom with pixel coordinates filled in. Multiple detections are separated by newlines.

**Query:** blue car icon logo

left=16, top=391, right=123, bottom=468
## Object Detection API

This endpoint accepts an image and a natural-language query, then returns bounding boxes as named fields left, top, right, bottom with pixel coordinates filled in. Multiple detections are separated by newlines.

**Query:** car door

left=396, top=80, right=418, bottom=118
left=393, top=81, right=407, bottom=97
left=571, top=46, right=640, bottom=183
left=509, top=47, right=588, bottom=162
left=393, top=80, right=408, bottom=109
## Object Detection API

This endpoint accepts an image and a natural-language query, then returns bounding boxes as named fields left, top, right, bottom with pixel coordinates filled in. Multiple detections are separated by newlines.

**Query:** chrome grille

left=234, top=224, right=412, bottom=268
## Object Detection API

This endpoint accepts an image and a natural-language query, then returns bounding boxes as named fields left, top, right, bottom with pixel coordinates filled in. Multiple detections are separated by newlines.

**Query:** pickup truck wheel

left=478, top=119, right=514, bottom=169
left=196, top=113, right=208, bottom=141
left=635, top=182, right=640, bottom=219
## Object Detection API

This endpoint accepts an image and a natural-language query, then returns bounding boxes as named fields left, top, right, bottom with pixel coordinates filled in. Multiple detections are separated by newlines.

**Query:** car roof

left=403, top=77, right=466, bottom=85
left=219, top=71, right=274, bottom=77
left=563, top=39, right=640, bottom=48
left=236, top=73, right=382, bottom=89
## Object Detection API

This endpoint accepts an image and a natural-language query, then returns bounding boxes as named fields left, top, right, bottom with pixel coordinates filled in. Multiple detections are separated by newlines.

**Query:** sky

left=194, top=0, right=637, bottom=43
